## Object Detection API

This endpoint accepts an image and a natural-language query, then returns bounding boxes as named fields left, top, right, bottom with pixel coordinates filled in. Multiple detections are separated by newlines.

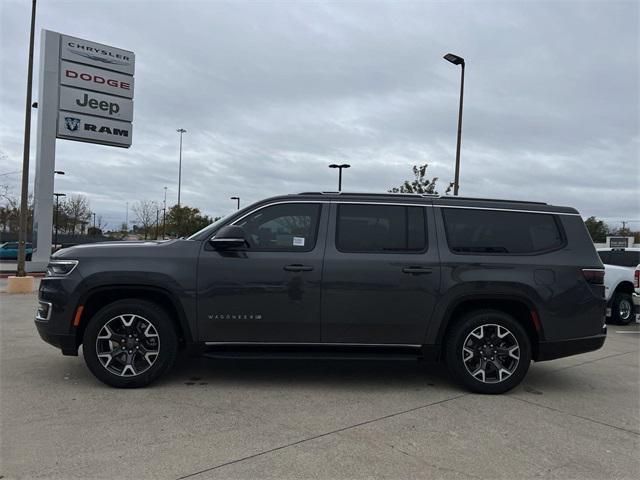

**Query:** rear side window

left=442, top=208, right=564, bottom=254
left=336, top=204, right=427, bottom=253
left=603, top=250, right=640, bottom=267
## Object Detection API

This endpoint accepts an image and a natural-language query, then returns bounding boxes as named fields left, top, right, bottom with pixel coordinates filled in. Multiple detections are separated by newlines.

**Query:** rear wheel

left=445, top=309, right=531, bottom=394
left=611, top=292, right=635, bottom=325
left=82, top=299, right=178, bottom=388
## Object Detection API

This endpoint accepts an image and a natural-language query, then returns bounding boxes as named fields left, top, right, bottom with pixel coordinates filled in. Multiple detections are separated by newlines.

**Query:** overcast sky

left=1, top=0, right=638, bottom=230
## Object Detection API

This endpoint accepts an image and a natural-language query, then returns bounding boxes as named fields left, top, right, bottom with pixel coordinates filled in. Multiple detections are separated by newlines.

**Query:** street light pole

left=176, top=128, right=187, bottom=207
left=443, top=53, right=465, bottom=196
left=16, top=0, right=37, bottom=277
left=53, top=193, right=66, bottom=248
left=329, top=164, right=351, bottom=191
left=230, top=196, right=240, bottom=210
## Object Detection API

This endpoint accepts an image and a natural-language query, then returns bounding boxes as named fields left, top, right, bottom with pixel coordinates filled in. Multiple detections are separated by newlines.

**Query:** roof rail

left=297, top=191, right=440, bottom=198
left=443, top=196, right=547, bottom=205
left=296, top=192, right=546, bottom=205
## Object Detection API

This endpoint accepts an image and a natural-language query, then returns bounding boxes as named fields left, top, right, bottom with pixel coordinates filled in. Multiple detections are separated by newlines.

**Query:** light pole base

left=6, top=275, right=36, bottom=293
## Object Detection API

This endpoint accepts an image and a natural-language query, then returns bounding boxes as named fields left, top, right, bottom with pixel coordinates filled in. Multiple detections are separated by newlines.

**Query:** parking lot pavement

left=1, top=291, right=638, bottom=480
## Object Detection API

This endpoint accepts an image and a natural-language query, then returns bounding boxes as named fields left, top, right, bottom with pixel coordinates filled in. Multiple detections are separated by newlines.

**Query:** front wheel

left=445, top=310, right=531, bottom=394
left=82, top=299, right=178, bottom=388
left=611, top=292, right=635, bottom=325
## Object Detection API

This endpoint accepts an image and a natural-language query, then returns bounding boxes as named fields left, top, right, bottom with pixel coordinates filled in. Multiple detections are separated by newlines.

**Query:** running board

left=201, top=343, right=425, bottom=361
left=202, top=351, right=421, bottom=361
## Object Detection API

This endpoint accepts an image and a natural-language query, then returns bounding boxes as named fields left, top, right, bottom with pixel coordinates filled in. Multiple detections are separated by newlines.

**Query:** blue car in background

left=0, top=242, right=33, bottom=260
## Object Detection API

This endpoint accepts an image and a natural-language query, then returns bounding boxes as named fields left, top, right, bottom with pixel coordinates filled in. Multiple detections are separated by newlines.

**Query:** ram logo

left=64, top=116, right=81, bottom=132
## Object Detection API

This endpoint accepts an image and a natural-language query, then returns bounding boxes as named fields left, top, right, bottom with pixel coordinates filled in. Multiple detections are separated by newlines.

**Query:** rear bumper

left=633, top=294, right=640, bottom=323
left=535, top=327, right=606, bottom=362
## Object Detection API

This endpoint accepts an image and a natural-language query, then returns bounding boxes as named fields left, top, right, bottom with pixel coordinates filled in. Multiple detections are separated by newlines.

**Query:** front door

left=197, top=202, right=328, bottom=342
left=321, top=202, right=440, bottom=345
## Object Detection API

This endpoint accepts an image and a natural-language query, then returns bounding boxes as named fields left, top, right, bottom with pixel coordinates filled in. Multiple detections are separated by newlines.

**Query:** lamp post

left=328, top=164, right=350, bottom=191
left=176, top=128, right=187, bottom=207
left=443, top=53, right=465, bottom=196
left=230, top=196, right=240, bottom=210
left=16, top=0, right=37, bottom=277
left=53, top=193, right=66, bottom=248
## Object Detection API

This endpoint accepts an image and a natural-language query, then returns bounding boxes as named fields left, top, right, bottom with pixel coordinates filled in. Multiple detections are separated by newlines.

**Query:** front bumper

left=35, top=320, right=78, bottom=355
left=34, top=276, right=83, bottom=356
left=535, top=326, right=607, bottom=361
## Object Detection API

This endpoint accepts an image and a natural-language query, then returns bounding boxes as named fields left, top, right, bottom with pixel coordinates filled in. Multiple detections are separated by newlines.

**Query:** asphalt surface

left=1, top=287, right=639, bottom=480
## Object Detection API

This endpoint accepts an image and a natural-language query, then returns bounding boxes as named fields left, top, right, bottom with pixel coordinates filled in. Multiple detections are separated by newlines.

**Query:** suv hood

left=52, top=240, right=177, bottom=259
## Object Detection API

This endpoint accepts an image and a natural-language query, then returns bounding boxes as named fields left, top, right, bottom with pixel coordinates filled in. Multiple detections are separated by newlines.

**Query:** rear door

left=321, top=201, right=440, bottom=345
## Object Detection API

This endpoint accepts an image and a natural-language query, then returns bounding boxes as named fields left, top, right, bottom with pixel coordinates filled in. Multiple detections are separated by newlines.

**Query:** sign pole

left=29, top=30, right=61, bottom=272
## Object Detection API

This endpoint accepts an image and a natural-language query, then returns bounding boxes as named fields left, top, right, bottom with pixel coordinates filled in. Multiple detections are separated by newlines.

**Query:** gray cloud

left=1, top=0, right=638, bottom=230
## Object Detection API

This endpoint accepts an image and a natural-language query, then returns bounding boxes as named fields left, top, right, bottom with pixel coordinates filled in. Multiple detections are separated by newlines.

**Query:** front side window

left=442, top=208, right=564, bottom=254
left=336, top=204, right=427, bottom=253
left=235, top=203, right=321, bottom=252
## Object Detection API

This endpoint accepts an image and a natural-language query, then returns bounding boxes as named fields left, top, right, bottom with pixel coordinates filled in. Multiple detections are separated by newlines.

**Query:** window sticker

left=293, top=237, right=305, bottom=247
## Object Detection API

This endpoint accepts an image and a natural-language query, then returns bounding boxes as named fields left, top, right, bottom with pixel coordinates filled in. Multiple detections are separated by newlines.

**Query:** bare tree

left=132, top=200, right=157, bottom=240
left=62, top=195, right=91, bottom=235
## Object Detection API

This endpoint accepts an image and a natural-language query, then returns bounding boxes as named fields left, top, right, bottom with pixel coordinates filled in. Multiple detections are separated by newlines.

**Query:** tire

left=611, top=292, right=635, bottom=325
left=445, top=309, right=531, bottom=394
left=82, top=299, right=178, bottom=388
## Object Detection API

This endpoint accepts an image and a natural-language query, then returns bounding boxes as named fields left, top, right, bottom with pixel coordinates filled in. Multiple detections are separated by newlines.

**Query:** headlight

left=46, top=260, right=79, bottom=277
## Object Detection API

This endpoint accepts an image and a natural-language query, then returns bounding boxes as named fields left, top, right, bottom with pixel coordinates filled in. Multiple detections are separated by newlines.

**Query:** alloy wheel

left=462, top=323, right=520, bottom=384
left=619, top=299, right=632, bottom=321
left=96, top=314, right=160, bottom=377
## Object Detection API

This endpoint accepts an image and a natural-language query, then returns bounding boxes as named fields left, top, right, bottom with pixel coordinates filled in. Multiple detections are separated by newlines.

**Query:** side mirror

left=209, top=225, right=248, bottom=249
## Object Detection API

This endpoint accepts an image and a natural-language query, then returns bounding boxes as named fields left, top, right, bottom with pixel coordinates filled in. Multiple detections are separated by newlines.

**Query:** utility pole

left=16, top=0, right=37, bottom=278
left=176, top=128, right=186, bottom=207
left=155, top=209, right=160, bottom=240
left=163, top=186, right=167, bottom=239
left=92, top=212, right=96, bottom=231
left=125, top=202, right=129, bottom=230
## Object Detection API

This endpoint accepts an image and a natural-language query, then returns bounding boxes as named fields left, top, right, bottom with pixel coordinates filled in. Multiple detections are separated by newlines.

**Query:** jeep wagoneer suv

left=35, top=192, right=606, bottom=393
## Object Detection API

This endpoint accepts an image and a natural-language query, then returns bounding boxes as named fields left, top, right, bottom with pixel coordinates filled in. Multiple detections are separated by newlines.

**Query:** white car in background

left=597, top=248, right=640, bottom=325
left=634, top=264, right=640, bottom=323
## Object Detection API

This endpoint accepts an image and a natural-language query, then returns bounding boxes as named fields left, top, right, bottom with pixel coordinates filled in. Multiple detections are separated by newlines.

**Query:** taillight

left=582, top=269, right=605, bottom=285
left=634, top=270, right=639, bottom=289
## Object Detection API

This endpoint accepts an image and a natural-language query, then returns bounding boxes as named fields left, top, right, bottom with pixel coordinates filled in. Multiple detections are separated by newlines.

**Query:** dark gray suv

left=35, top=192, right=606, bottom=393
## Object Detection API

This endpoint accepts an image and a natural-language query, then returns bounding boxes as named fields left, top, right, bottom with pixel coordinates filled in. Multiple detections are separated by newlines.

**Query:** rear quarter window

left=604, top=251, right=640, bottom=267
left=442, top=208, right=565, bottom=255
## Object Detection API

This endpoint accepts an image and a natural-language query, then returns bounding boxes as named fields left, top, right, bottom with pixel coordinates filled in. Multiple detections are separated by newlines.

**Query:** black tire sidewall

left=612, top=293, right=635, bottom=325
left=82, top=299, right=178, bottom=388
left=445, top=309, right=532, bottom=394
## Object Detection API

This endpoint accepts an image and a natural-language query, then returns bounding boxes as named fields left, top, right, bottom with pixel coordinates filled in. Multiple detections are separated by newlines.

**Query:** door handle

left=283, top=264, right=314, bottom=272
left=402, top=266, right=433, bottom=275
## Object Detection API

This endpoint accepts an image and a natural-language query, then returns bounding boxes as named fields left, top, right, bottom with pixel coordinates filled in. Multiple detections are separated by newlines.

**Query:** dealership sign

left=52, top=33, right=135, bottom=147
left=29, top=30, right=137, bottom=270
